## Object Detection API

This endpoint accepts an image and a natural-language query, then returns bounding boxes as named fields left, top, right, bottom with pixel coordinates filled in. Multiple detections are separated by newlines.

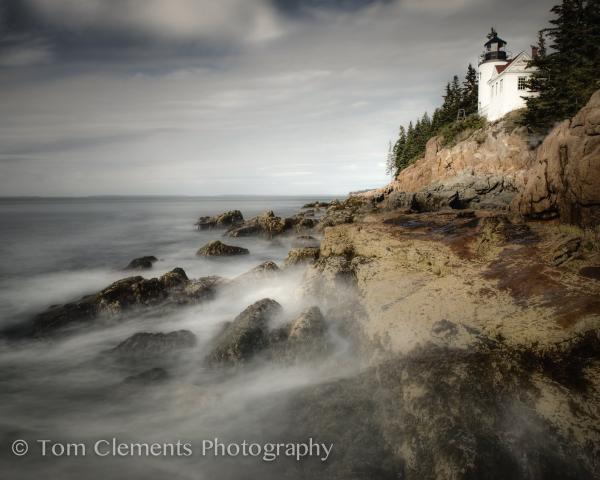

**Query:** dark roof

left=495, top=58, right=514, bottom=73
left=485, top=34, right=507, bottom=47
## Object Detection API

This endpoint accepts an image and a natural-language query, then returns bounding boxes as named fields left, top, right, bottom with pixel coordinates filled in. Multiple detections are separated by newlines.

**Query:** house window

left=518, top=76, right=527, bottom=90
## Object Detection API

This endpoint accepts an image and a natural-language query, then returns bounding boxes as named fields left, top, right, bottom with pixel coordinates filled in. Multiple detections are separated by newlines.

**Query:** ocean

left=0, top=195, right=353, bottom=480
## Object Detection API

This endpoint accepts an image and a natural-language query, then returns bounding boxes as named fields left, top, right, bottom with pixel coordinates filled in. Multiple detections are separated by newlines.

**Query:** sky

left=0, top=0, right=556, bottom=196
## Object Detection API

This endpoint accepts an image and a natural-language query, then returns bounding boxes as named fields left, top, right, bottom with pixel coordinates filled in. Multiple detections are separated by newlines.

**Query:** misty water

left=0, top=196, right=355, bottom=480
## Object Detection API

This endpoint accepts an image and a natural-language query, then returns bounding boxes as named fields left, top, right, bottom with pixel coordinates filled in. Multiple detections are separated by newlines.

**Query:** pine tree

left=391, top=126, right=407, bottom=175
left=388, top=64, right=486, bottom=176
left=523, top=0, right=600, bottom=130
left=461, top=64, right=479, bottom=115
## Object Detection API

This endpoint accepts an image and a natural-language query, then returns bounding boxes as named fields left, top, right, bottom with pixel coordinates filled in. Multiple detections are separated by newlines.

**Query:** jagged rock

left=196, top=240, right=249, bottom=256
left=257, top=210, right=289, bottom=237
left=268, top=306, right=329, bottom=361
left=205, top=299, right=282, bottom=365
left=317, top=210, right=355, bottom=230
left=195, top=210, right=244, bottom=230
left=158, top=267, right=189, bottom=288
left=111, top=330, right=197, bottom=359
left=27, top=268, right=214, bottom=337
left=183, top=276, right=226, bottom=301
left=225, top=210, right=318, bottom=238
left=284, top=247, right=320, bottom=266
left=316, top=196, right=375, bottom=231
left=288, top=215, right=318, bottom=231
left=226, top=223, right=261, bottom=237
left=547, top=235, right=582, bottom=266
left=300, top=255, right=357, bottom=302
left=366, top=118, right=534, bottom=202
left=288, top=306, right=327, bottom=342
left=124, top=367, right=169, bottom=384
left=124, top=256, right=158, bottom=270
left=512, top=90, right=600, bottom=227
left=382, top=174, right=518, bottom=213
left=227, top=210, right=289, bottom=238
left=233, top=261, right=280, bottom=284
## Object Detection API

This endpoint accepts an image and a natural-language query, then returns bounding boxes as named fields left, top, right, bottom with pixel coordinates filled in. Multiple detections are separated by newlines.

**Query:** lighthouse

left=477, top=29, right=537, bottom=121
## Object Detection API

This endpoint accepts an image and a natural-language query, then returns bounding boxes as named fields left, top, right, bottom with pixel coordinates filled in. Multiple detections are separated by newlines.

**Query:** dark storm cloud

left=0, top=0, right=400, bottom=67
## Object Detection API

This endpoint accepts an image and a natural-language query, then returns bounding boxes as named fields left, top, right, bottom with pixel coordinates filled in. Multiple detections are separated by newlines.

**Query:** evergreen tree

left=523, top=0, right=600, bottom=130
left=390, top=126, right=407, bottom=175
left=461, top=64, right=479, bottom=115
left=388, top=66, right=486, bottom=176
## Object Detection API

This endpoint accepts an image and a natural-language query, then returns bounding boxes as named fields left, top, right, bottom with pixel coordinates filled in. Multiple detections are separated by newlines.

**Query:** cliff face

left=374, top=89, right=600, bottom=228
left=391, top=118, right=534, bottom=194
left=512, top=90, right=600, bottom=227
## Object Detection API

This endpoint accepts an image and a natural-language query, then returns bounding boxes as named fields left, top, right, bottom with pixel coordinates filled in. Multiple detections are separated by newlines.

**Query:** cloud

left=0, top=0, right=557, bottom=196
left=0, top=34, right=53, bottom=67
left=27, top=0, right=286, bottom=43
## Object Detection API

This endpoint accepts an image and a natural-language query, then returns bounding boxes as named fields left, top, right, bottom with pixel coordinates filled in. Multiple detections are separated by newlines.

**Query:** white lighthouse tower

left=478, top=29, right=509, bottom=119
left=478, top=28, right=538, bottom=121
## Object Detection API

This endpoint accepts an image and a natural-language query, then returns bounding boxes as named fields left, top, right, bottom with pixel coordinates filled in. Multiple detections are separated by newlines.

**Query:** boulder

left=205, top=299, right=282, bottom=365
left=195, top=210, right=244, bottom=230
left=196, top=240, right=249, bottom=256
left=111, top=330, right=197, bottom=358
left=233, top=261, right=280, bottom=284
left=284, top=247, right=320, bottom=266
left=226, top=210, right=300, bottom=238
left=124, top=256, right=158, bottom=270
left=183, top=275, right=225, bottom=301
left=267, top=306, right=329, bottom=362
left=27, top=268, right=216, bottom=337
left=512, top=89, right=600, bottom=227
left=288, top=306, right=327, bottom=342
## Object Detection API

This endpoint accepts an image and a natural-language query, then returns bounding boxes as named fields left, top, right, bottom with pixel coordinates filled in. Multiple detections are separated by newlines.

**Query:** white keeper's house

left=478, top=29, right=538, bottom=121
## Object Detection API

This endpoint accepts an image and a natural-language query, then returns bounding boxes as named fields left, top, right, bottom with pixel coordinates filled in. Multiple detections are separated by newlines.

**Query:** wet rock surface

left=18, top=268, right=220, bottom=337
left=110, top=330, right=197, bottom=359
left=284, top=247, right=320, bottom=266
left=232, top=261, right=280, bottom=284
left=225, top=210, right=319, bottom=238
left=286, top=331, right=600, bottom=480
left=124, top=255, right=158, bottom=270
left=196, top=240, right=249, bottom=256
left=195, top=210, right=244, bottom=230
left=205, top=298, right=283, bottom=365
left=382, top=173, right=519, bottom=212
left=205, top=301, right=330, bottom=366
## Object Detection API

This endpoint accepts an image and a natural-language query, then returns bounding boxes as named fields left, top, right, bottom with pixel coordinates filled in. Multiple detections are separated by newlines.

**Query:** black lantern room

left=482, top=28, right=507, bottom=62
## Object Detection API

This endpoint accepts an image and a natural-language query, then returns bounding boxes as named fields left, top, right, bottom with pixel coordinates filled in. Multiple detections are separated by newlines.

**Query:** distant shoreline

left=0, top=194, right=343, bottom=201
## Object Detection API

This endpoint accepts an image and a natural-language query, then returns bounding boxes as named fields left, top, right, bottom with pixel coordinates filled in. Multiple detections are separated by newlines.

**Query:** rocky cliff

left=371, top=89, right=600, bottom=228
left=513, top=90, right=600, bottom=227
